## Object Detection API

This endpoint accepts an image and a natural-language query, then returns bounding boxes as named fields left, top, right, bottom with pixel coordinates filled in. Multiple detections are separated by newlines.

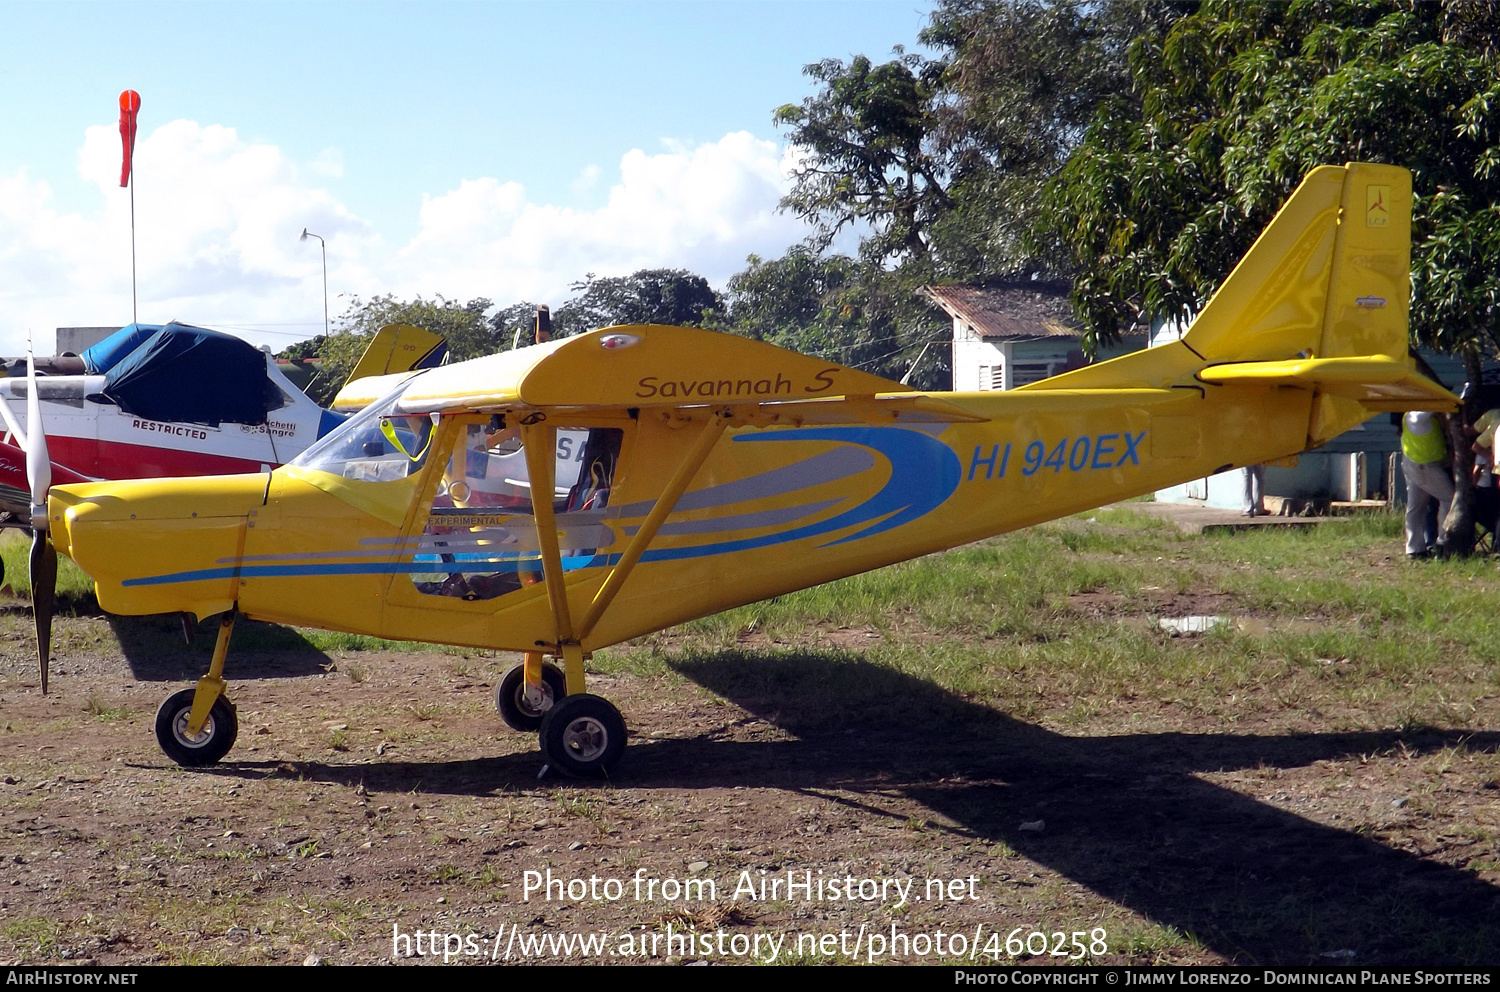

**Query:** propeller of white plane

left=25, top=340, right=57, bottom=694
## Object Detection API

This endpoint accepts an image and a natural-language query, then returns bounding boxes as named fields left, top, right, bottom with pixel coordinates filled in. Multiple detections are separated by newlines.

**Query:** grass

left=4, top=507, right=1498, bottom=967
left=593, top=509, right=1499, bottom=734
left=0, top=534, right=96, bottom=603
left=0, top=917, right=63, bottom=956
left=84, top=693, right=130, bottom=721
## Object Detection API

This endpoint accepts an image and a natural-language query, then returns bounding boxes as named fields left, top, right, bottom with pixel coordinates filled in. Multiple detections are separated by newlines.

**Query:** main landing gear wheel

left=495, top=661, right=567, bottom=731
left=154, top=688, right=238, bottom=767
left=538, top=694, right=626, bottom=778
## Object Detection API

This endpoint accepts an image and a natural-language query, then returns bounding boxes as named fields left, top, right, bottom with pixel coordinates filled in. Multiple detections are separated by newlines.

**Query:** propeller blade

left=25, top=338, right=55, bottom=694
left=25, top=343, right=51, bottom=515
left=30, top=529, right=55, bottom=694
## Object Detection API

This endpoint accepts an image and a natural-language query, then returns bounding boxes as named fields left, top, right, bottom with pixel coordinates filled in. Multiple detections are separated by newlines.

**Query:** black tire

left=154, top=688, right=238, bottom=767
left=537, top=694, right=626, bottom=778
left=495, top=662, right=567, bottom=731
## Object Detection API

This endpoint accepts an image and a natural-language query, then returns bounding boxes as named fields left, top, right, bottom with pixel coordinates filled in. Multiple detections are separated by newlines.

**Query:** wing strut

left=522, top=409, right=727, bottom=693
left=521, top=422, right=575, bottom=647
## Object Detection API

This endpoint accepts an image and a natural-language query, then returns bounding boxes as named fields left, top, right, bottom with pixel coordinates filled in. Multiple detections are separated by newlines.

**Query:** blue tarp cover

left=80, top=324, right=163, bottom=374
left=101, top=322, right=282, bottom=426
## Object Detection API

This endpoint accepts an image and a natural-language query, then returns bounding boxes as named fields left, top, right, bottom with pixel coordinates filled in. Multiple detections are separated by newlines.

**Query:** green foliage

left=276, top=335, right=325, bottom=362
left=920, top=0, right=1181, bottom=278
left=712, top=246, right=951, bottom=388
left=1038, top=1, right=1500, bottom=356
left=487, top=300, right=547, bottom=350
left=297, top=294, right=501, bottom=405
left=715, top=247, right=859, bottom=342
left=760, top=2, right=1187, bottom=383
left=553, top=269, right=721, bottom=335
left=776, top=52, right=950, bottom=268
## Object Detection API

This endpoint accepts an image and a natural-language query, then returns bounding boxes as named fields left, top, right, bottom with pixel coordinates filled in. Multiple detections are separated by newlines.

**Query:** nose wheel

left=155, top=687, right=238, bottom=766
left=538, top=694, right=626, bottom=777
left=153, top=611, right=239, bottom=767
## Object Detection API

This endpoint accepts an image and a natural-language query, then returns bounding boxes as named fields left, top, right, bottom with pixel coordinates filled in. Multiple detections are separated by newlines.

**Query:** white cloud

left=0, top=124, right=811, bottom=353
left=570, top=163, right=601, bottom=196
left=0, top=119, right=376, bottom=352
left=396, top=131, right=808, bottom=305
left=308, top=148, right=345, bottom=179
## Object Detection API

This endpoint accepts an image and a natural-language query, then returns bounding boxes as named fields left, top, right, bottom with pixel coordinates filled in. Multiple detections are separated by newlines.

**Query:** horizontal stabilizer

left=346, top=324, right=448, bottom=384
left=1199, top=356, right=1456, bottom=412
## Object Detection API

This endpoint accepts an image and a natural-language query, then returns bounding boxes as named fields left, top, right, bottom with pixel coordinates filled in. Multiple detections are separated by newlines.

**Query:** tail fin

left=1182, top=162, right=1410, bottom=365
left=1027, top=162, right=1455, bottom=441
left=346, top=324, right=448, bottom=385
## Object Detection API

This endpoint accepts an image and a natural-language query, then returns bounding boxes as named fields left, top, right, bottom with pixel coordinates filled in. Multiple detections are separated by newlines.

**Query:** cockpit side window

left=410, top=424, right=623, bottom=602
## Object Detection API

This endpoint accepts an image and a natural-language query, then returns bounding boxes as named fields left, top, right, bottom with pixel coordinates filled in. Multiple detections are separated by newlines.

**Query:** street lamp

left=299, top=228, right=328, bottom=337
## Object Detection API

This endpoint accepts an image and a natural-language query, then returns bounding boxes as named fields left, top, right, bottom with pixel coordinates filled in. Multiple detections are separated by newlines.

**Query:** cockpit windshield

left=288, top=380, right=435, bottom=481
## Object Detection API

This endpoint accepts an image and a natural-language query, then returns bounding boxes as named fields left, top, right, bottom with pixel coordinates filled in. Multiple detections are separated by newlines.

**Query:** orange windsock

left=118, top=90, right=141, bottom=188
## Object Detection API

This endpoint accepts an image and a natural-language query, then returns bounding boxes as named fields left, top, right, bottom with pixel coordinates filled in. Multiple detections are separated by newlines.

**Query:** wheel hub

left=173, top=710, right=214, bottom=747
left=519, top=682, right=553, bottom=714
left=561, top=717, right=609, bottom=760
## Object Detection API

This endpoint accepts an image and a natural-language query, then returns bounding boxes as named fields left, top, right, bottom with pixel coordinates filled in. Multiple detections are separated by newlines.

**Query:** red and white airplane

left=0, top=321, right=446, bottom=529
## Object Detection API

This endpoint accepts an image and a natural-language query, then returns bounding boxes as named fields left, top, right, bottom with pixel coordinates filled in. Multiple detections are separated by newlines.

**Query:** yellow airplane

left=30, top=162, right=1457, bottom=777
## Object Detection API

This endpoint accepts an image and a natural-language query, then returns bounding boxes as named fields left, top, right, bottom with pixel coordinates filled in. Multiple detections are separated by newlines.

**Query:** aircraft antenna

left=900, top=339, right=939, bottom=386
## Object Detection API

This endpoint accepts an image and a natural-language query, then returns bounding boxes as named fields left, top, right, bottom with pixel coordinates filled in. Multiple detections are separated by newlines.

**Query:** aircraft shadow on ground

left=106, top=614, right=333, bottom=682
left=202, top=647, right=1500, bottom=965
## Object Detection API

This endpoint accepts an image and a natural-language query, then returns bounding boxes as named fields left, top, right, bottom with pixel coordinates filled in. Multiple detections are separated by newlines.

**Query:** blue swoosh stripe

left=123, top=427, right=961, bottom=588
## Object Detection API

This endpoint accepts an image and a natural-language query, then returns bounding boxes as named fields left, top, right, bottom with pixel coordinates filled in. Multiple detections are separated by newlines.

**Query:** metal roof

left=923, top=284, right=1081, bottom=340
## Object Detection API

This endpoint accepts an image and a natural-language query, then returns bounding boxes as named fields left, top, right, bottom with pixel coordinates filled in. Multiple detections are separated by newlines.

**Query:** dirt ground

left=1, top=601, right=1497, bottom=967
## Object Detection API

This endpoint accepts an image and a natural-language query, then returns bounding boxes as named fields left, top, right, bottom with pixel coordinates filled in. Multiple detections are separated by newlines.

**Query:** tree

left=715, top=246, right=858, bottom=343
left=295, top=294, right=498, bottom=406
left=713, top=246, right=952, bottom=390
left=488, top=301, right=547, bottom=349
left=920, top=0, right=1185, bottom=278
left=1038, top=0, right=1500, bottom=548
left=775, top=53, right=951, bottom=270
left=553, top=269, right=721, bottom=336
left=775, top=3, right=1186, bottom=280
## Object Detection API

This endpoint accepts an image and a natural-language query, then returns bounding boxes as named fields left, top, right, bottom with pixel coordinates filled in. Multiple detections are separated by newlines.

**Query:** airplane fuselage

left=0, top=359, right=333, bottom=520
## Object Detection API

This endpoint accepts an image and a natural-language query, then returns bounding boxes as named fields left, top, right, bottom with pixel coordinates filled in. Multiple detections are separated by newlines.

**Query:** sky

left=0, top=1, right=936, bottom=353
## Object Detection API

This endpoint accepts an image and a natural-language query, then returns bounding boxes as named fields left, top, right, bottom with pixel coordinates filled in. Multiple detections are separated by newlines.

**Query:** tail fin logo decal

left=1366, top=185, right=1390, bottom=227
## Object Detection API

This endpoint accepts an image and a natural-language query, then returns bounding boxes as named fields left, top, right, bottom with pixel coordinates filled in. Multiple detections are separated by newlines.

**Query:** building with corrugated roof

left=923, top=282, right=1146, bottom=392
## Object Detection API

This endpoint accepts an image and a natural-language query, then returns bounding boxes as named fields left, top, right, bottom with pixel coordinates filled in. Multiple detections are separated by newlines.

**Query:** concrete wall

left=55, top=327, right=118, bottom=355
left=1156, top=452, right=1393, bottom=510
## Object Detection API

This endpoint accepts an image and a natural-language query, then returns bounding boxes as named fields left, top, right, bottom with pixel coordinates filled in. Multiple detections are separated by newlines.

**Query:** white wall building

left=927, top=282, right=1145, bottom=392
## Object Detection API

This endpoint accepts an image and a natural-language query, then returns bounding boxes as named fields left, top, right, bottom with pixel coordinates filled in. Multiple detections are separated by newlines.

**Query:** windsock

left=118, top=89, right=141, bottom=188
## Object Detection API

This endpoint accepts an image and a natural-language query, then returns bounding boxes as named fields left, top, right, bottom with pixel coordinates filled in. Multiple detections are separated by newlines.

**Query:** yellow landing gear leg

left=522, top=420, right=629, bottom=777
left=154, top=612, right=240, bottom=767
left=559, top=642, right=587, bottom=696
left=532, top=411, right=727, bottom=778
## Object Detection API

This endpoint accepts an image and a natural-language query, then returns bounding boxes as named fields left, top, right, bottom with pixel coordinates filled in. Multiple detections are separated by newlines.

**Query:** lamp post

left=299, top=228, right=328, bottom=337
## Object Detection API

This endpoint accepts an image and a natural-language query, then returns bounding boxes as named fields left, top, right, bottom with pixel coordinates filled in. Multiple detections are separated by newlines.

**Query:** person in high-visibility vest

left=1402, top=411, right=1454, bottom=559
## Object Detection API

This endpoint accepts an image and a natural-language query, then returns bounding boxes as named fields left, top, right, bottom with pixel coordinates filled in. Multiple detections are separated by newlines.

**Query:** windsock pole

left=119, top=90, right=141, bottom=327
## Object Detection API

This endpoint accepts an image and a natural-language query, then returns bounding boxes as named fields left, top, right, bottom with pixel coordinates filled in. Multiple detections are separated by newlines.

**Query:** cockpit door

left=380, top=414, right=630, bottom=651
